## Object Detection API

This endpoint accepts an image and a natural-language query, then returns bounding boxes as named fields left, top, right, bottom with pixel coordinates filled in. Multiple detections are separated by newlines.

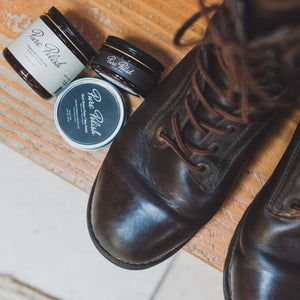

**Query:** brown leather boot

left=224, top=121, right=300, bottom=300
left=87, top=0, right=300, bottom=269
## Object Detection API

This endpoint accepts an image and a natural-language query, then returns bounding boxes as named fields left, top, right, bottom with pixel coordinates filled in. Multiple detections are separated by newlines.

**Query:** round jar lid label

left=54, top=78, right=126, bottom=150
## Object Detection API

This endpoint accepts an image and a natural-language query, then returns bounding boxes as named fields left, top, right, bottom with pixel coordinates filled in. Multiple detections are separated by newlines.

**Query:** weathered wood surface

left=0, top=0, right=299, bottom=271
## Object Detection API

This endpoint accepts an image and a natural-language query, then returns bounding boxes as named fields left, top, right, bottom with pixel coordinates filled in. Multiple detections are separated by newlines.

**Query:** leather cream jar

left=91, top=36, right=165, bottom=98
left=3, top=7, right=96, bottom=99
left=54, top=78, right=126, bottom=151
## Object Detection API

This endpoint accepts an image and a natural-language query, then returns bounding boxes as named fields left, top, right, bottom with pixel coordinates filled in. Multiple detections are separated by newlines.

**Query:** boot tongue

left=207, top=0, right=300, bottom=106
left=235, top=0, right=300, bottom=40
left=235, top=0, right=300, bottom=99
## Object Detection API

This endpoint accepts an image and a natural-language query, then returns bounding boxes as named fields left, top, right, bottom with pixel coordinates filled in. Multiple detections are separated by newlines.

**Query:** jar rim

left=54, top=78, right=126, bottom=150
left=104, top=36, right=165, bottom=75
left=45, top=7, right=96, bottom=64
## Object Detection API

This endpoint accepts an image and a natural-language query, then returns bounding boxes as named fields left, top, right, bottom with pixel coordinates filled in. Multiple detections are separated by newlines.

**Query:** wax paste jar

left=54, top=78, right=126, bottom=151
left=3, top=7, right=96, bottom=99
left=91, top=36, right=165, bottom=98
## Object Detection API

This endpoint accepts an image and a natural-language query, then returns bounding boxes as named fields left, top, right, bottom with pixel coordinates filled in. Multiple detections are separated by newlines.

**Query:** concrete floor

left=0, top=142, right=223, bottom=300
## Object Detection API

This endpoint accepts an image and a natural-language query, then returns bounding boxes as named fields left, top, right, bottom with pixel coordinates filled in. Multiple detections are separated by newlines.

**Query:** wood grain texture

left=0, top=0, right=299, bottom=271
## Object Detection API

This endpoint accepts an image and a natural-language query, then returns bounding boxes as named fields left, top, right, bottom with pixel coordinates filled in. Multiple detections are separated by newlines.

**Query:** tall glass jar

left=3, top=7, right=96, bottom=99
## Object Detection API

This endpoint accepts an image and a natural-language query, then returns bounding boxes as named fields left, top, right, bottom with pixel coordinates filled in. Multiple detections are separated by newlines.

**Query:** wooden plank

left=0, top=0, right=299, bottom=271
left=0, top=0, right=205, bottom=193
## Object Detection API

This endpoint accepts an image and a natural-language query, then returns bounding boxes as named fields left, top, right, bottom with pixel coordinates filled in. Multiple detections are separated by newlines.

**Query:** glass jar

left=3, top=7, right=96, bottom=99
left=91, top=36, right=165, bottom=98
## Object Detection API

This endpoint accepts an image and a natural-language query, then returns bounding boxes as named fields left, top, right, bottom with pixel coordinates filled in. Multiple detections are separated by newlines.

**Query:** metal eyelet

left=186, top=89, right=193, bottom=99
left=290, top=201, right=300, bottom=212
left=226, top=124, right=237, bottom=134
left=156, top=127, right=167, bottom=142
left=209, top=142, right=222, bottom=153
left=197, top=162, right=210, bottom=173
left=173, top=111, right=180, bottom=120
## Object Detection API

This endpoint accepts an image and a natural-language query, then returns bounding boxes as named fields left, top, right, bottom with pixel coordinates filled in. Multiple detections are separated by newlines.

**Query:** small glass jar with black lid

left=91, top=36, right=165, bottom=98
left=3, top=7, right=96, bottom=99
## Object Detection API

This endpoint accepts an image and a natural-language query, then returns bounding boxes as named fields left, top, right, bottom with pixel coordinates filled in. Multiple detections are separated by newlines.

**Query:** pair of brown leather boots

left=87, top=0, right=300, bottom=299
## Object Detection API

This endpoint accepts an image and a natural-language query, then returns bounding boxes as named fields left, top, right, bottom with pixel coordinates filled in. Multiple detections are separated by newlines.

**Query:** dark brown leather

left=87, top=0, right=300, bottom=269
left=224, top=121, right=300, bottom=300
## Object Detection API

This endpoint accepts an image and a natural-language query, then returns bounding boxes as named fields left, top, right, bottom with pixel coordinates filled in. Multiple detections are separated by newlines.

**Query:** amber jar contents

left=3, top=7, right=96, bottom=99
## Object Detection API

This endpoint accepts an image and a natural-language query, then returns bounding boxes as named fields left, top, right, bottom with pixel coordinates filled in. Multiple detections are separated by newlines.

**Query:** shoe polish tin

left=91, top=36, right=165, bottom=98
left=54, top=78, right=126, bottom=151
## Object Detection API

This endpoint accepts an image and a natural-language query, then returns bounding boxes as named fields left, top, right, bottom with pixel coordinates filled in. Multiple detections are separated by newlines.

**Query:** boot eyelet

left=157, top=127, right=167, bottom=142
left=197, top=162, right=210, bottom=173
left=186, top=90, right=193, bottom=99
left=209, top=142, right=222, bottom=153
left=173, top=111, right=180, bottom=120
left=226, top=124, right=237, bottom=134
left=290, top=200, right=300, bottom=212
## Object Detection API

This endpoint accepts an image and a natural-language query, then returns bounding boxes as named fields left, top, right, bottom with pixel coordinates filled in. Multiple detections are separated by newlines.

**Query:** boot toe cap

left=88, top=158, right=193, bottom=269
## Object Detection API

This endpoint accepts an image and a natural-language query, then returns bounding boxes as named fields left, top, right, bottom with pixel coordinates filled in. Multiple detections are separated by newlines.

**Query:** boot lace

left=157, top=0, right=300, bottom=170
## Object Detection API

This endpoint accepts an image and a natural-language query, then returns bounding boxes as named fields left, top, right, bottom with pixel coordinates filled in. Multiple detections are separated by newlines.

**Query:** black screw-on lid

left=91, top=36, right=165, bottom=97
left=46, top=7, right=96, bottom=64
left=104, top=36, right=165, bottom=76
